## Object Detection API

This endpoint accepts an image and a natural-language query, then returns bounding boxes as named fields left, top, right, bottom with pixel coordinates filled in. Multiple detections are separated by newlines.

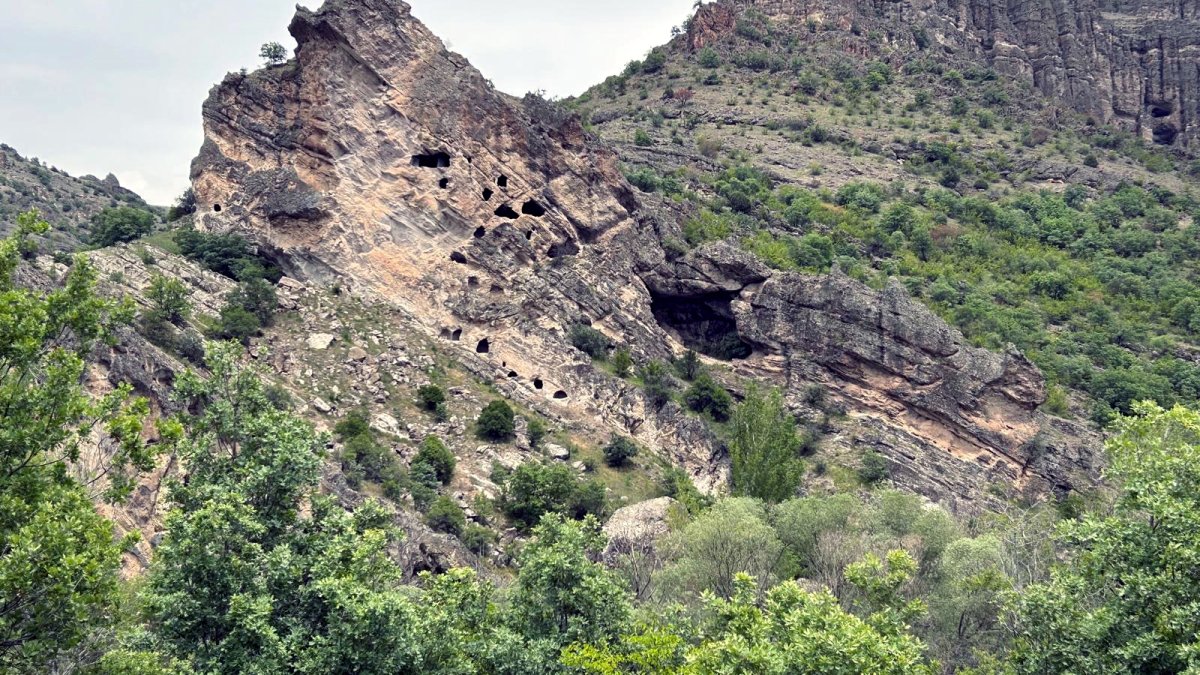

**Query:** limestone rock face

left=191, top=0, right=1098, bottom=510
left=690, top=0, right=1200, bottom=147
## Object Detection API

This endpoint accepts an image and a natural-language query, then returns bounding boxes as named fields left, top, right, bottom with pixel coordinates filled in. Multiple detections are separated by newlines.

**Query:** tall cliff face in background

left=692, top=0, right=1200, bottom=147
left=192, top=0, right=1098, bottom=510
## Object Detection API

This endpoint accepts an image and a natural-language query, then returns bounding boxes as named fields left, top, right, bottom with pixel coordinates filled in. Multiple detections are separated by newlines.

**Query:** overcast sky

left=0, top=0, right=694, bottom=205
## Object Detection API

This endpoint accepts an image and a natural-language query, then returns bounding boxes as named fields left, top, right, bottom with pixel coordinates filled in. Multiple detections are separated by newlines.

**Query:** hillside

left=6, top=0, right=1200, bottom=672
left=0, top=143, right=151, bottom=250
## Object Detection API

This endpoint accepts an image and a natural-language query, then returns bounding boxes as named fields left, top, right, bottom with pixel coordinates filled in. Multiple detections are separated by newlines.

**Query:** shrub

left=675, top=350, right=702, bottom=381
left=415, top=435, right=456, bottom=485
left=417, top=384, right=446, bottom=411
left=211, top=304, right=261, bottom=345
left=227, top=279, right=277, bottom=326
left=698, top=47, right=721, bottom=68
left=89, top=206, right=155, bottom=247
left=477, top=400, right=516, bottom=441
left=570, top=324, right=611, bottom=359
left=639, top=361, right=675, bottom=408
left=685, top=374, right=734, bottom=422
left=333, top=410, right=371, bottom=440
left=177, top=330, right=206, bottom=365
left=697, top=134, right=724, bottom=158
left=462, top=524, right=496, bottom=555
left=642, top=48, right=667, bottom=74
left=634, top=129, right=654, bottom=147
left=602, top=436, right=639, bottom=468
left=500, top=462, right=605, bottom=529
left=611, top=349, right=633, bottom=378
left=259, top=41, right=288, bottom=66
left=527, top=417, right=548, bottom=449
left=425, top=496, right=466, bottom=536
left=145, top=275, right=190, bottom=325
left=858, top=450, right=889, bottom=485
left=340, top=434, right=392, bottom=483
left=174, top=228, right=279, bottom=282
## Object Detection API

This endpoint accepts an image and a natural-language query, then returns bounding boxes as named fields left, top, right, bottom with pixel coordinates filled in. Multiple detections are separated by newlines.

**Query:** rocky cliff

left=688, top=0, right=1200, bottom=148
left=191, top=0, right=1098, bottom=510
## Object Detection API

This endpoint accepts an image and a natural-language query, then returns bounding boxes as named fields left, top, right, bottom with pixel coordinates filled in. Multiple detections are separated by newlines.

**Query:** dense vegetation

left=4, top=216, right=1200, bottom=673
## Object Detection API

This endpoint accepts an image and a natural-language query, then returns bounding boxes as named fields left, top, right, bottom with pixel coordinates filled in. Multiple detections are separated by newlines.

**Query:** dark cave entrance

left=495, top=204, right=520, bottom=219
left=1153, top=123, right=1179, bottom=145
left=483, top=188, right=494, bottom=201
left=476, top=338, right=490, bottom=354
left=412, top=152, right=451, bottom=168
left=497, top=175, right=509, bottom=188
left=650, top=290, right=752, bottom=361
left=521, top=200, right=547, bottom=217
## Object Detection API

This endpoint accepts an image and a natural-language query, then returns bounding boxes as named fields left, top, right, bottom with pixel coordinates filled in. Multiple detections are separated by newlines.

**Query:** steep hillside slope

left=186, top=0, right=1100, bottom=511
left=0, top=143, right=150, bottom=250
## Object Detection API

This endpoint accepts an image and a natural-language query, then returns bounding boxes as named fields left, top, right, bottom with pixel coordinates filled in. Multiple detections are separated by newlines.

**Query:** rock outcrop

left=191, top=0, right=1099, bottom=511
left=689, top=0, right=1200, bottom=148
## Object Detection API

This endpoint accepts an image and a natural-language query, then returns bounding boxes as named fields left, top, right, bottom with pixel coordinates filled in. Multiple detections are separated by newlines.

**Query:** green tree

left=570, top=324, right=611, bottom=359
left=639, top=361, right=675, bottom=408
left=510, top=515, right=630, bottom=648
left=145, top=342, right=427, bottom=673
left=226, top=278, right=277, bottom=326
left=684, top=373, right=733, bottom=422
left=416, top=384, right=445, bottom=411
left=145, top=274, right=190, bottom=325
left=500, top=462, right=604, bottom=529
left=414, top=435, right=456, bottom=485
left=259, top=41, right=287, bottom=66
left=211, top=303, right=260, bottom=345
left=476, top=400, right=516, bottom=441
left=0, top=213, right=155, bottom=672
left=611, top=348, right=633, bottom=378
left=89, top=206, right=155, bottom=247
left=426, top=496, right=466, bottom=536
left=729, top=385, right=804, bottom=503
left=657, top=498, right=782, bottom=600
left=602, top=435, right=639, bottom=468
left=688, top=575, right=933, bottom=674
left=1008, top=402, right=1200, bottom=673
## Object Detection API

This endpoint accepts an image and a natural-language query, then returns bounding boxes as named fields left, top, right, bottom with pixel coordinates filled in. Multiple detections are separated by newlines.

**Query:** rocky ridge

left=189, top=0, right=1099, bottom=510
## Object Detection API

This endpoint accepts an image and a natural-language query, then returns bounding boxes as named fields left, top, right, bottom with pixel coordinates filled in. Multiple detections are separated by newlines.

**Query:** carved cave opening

left=476, top=338, right=490, bottom=354
left=650, top=290, right=752, bottom=361
left=213, top=204, right=222, bottom=213
left=547, top=240, right=580, bottom=259
left=1153, top=123, right=1178, bottom=145
left=474, top=226, right=486, bottom=239
left=412, top=152, right=451, bottom=168
left=451, top=251, right=468, bottom=264
left=533, top=378, right=544, bottom=390
left=521, top=200, right=546, bottom=217
left=497, top=175, right=509, bottom=188
left=451, top=328, right=463, bottom=341
left=439, top=178, right=450, bottom=189
left=553, top=390, right=568, bottom=399
left=483, top=188, right=494, bottom=201
left=495, top=204, right=520, bottom=219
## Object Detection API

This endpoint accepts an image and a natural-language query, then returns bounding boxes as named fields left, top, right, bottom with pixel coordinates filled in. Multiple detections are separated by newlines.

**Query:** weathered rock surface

left=690, top=0, right=1200, bottom=147
left=190, top=0, right=1100, bottom=510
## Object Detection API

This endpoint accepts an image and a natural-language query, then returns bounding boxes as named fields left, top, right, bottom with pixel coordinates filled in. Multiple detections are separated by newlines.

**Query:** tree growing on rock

left=259, top=41, right=288, bottom=66
left=476, top=400, right=515, bottom=441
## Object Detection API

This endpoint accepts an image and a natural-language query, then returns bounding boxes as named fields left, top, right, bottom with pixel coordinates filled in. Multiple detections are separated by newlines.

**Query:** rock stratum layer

left=192, top=0, right=1097, bottom=510
left=690, top=0, right=1200, bottom=148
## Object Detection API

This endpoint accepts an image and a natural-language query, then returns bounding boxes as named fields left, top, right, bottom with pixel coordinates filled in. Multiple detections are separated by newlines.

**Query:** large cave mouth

left=650, top=290, right=752, bottom=360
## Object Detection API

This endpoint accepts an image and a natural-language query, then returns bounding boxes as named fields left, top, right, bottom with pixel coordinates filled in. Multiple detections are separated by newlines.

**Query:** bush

left=211, top=304, right=261, bottom=345
left=639, top=361, right=675, bottom=408
left=417, top=384, right=446, bottom=411
left=89, top=206, right=155, bottom=247
left=527, top=417, right=548, bottom=448
left=642, top=48, right=667, bottom=73
left=227, top=279, right=277, bottom=326
left=425, top=496, right=465, bottom=536
left=500, top=462, right=606, bottom=529
left=675, top=350, right=702, bottom=381
left=340, top=434, right=392, bottom=483
left=333, top=410, right=371, bottom=440
left=685, top=374, right=734, bottom=422
left=611, top=349, right=633, bottom=378
left=858, top=450, right=889, bottom=485
left=477, top=400, right=516, bottom=441
left=634, top=129, right=654, bottom=147
left=462, top=525, right=496, bottom=555
left=174, top=228, right=279, bottom=282
left=415, top=435, right=456, bottom=485
left=145, top=275, right=190, bottom=326
left=177, top=330, right=206, bottom=365
left=602, top=436, right=639, bottom=468
left=698, top=47, right=721, bottom=68
left=570, top=324, right=611, bottom=359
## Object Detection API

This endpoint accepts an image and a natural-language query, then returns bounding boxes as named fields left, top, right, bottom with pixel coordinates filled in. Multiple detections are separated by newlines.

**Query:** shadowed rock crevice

left=412, top=152, right=450, bottom=168
left=650, top=289, right=752, bottom=360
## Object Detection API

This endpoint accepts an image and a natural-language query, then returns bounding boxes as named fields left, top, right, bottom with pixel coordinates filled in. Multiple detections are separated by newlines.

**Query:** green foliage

left=227, top=278, right=277, bottom=326
left=174, top=228, right=278, bottom=282
left=611, top=348, right=633, bottom=378
left=1009, top=402, right=1200, bottom=673
left=698, top=47, right=721, bottom=68
left=426, top=496, right=466, bottom=535
left=167, top=188, right=197, bottom=222
left=729, top=385, right=803, bottom=503
left=511, top=515, right=630, bottom=648
left=658, top=498, right=782, bottom=600
left=416, top=384, right=445, bottom=411
left=415, top=435, right=456, bottom=485
left=145, top=274, right=190, bottom=325
left=570, top=324, right=612, bottom=359
left=210, top=303, right=260, bottom=345
left=259, top=41, right=287, bottom=65
left=0, top=213, right=155, bottom=672
left=684, top=373, right=733, bottom=422
left=688, top=575, right=933, bottom=674
left=499, top=462, right=607, bottom=529
left=527, top=417, right=548, bottom=448
left=641, top=48, right=667, bottom=74
left=674, top=349, right=702, bottom=381
left=634, top=129, right=654, bottom=147
left=476, top=400, right=516, bottom=441
left=89, top=206, right=155, bottom=247
left=602, top=435, right=640, bottom=468
left=639, top=361, right=675, bottom=408
left=858, top=450, right=889, bottom=484
left=333, top=409, right=370, bottom=440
